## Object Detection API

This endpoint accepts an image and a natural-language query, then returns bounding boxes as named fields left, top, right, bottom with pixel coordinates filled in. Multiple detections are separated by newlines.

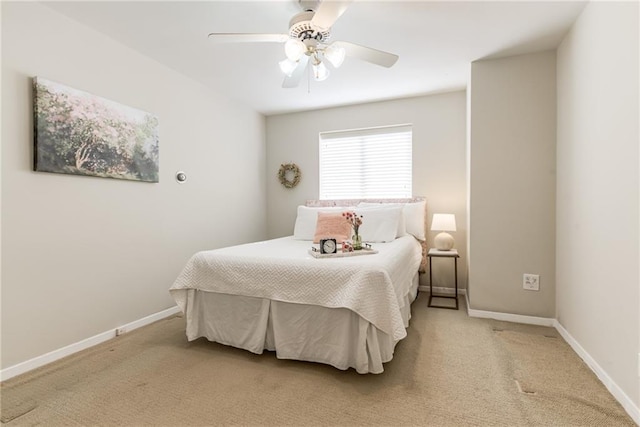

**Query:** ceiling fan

left=208, top=0, right=399, bottom=88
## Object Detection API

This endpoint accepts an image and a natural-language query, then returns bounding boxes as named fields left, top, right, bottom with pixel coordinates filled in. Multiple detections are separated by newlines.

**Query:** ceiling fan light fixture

left=208, top=0, right=399, bottom=89
left=324, top=44, right=345, bottom=68
left=312, top=61, right=330, bottom=81
left=284, top=38, right=306, bottom=61
left=279, top=58, right=298, bottom=77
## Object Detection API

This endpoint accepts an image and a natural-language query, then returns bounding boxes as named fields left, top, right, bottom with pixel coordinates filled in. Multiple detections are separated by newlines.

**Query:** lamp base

left=434, top=232, right=455, bottom=251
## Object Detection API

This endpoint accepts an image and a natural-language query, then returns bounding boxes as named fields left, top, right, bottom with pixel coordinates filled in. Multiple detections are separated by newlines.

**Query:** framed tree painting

left=33, top=77, right=159, bottom=182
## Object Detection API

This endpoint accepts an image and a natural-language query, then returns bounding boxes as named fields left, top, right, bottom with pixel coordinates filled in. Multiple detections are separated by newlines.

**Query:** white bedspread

left=170, top=235, right=422, bottom=342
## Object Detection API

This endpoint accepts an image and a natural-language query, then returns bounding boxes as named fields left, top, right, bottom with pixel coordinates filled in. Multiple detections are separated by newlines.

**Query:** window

left=319, top=124, right=412, bottom=200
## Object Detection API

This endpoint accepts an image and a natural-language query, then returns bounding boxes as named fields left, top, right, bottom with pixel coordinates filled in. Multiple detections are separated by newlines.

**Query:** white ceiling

left=44, top=0, right=586, bottom=116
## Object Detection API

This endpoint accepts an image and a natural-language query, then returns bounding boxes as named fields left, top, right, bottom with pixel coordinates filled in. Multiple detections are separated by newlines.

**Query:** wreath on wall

left=278, top=163, right=301, bottom=189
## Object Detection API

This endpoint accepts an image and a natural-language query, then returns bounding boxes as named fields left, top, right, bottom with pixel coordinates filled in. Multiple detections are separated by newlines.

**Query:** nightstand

left=428, top=248, right=459, bottom=310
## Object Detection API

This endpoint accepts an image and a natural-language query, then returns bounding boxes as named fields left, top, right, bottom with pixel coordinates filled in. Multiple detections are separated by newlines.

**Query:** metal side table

left=428, top=248, right=459, bottom=310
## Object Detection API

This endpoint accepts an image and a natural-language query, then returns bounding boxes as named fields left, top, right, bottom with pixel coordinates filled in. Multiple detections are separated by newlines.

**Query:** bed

left=170, top=198, right=427, bottom=374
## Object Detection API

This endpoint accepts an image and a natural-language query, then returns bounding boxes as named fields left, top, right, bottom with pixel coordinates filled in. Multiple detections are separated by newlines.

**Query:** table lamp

left=431, top=213, right=457, bottom=251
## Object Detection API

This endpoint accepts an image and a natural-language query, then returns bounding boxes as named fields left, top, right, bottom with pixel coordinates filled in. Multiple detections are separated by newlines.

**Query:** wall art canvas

left=33, top=77, right=159, bottom=182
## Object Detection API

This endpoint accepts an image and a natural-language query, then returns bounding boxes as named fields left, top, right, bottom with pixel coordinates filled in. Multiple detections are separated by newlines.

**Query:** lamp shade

left=431, top=213, right=456, bottom=232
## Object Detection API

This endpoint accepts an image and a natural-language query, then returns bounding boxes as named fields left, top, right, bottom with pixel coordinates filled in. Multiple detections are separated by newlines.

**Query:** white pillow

left=354, top=205, right=402, bottom=243
left=403, top=200, right=426, bottom=240
left=357, top=202, right=407, bottom=237
left=293, top=206, right=345, bottom=240
left=357, top=200, right=426, bottom=240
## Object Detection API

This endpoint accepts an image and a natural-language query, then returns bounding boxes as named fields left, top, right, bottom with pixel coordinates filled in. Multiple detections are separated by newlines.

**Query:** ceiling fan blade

left=310, top=0, right=354, bottom=32
left=333, top=41, right=399, bottom=68
left=208, top=33, right=289, bottom=43
left=282, top=55, right=310, bottom=88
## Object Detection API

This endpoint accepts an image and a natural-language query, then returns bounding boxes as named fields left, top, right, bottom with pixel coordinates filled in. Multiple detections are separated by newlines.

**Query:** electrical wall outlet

left=523, top=274, right=540, bottom=291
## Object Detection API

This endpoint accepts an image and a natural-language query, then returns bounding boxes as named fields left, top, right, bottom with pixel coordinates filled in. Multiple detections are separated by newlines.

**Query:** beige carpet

left=1, top=296, right=635, bottom=426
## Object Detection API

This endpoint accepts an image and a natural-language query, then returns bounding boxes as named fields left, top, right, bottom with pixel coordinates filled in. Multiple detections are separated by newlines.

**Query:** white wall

left=556, top=1, right=639, bottom=407
left=468, top=51, right=557, bottom=318
left=1, top=2, right=266, bottom=369
left=266, top=92, right=467, bottom=288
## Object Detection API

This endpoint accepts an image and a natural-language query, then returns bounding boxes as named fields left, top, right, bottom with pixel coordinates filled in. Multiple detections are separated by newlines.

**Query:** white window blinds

left=319, top=124, right=412, bottom=200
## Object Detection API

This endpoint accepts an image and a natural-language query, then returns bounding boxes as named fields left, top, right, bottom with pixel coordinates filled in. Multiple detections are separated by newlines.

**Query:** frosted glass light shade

left=313, top=61, right=330, bottom=81
left=284, top=39, right=306, bottom=61
left=324, top=44, right=345, bottom=68
left=431, top=213, right=456, bottom=251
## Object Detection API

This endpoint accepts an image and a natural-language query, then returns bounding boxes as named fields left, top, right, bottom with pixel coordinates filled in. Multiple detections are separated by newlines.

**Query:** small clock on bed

left=319, top=238, right=337, bottom=254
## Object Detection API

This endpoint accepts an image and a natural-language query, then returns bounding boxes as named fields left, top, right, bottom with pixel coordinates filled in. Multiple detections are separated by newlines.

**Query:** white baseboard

left=465, top=294, right=639, bottom=424
left=554, top=321, right=640, bottom=425
left=466, top=308, right=555, bottom=327
left=0, top=305, right=181, bottom=382
left=464, top=294, right=555, bottom=326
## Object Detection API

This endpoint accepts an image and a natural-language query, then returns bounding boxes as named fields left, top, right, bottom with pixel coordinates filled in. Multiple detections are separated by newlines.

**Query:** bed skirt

left=180, top=272, right=419, bottom=374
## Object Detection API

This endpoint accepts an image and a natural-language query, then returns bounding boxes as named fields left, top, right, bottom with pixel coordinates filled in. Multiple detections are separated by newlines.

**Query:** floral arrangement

left=342, top=211, right=363, bottom=249
left=342, top=211, right=363, bottom=234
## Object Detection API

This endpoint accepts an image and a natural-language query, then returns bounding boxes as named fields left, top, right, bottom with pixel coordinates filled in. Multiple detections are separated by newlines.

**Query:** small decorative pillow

left=293, top=205, right=344, bottom=240
left=313, top=211, right=352, bottom=243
